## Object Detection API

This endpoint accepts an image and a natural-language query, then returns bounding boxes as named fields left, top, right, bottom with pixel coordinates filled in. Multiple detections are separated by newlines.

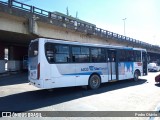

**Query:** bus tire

left=134, top=70, right=139, bottom=81
left=88, top=74, right=101, bottom=89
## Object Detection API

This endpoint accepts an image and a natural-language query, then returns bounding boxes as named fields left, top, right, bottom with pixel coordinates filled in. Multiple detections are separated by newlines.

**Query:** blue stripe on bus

left=63, top=71, right=103, bottom=76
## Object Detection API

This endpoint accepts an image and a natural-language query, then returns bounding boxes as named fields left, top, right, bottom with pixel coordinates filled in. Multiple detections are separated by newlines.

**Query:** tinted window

left=134, top=51, right=141, bottom=62
left=45, top=43, right=70, bottom=63
left=72, top=46, right=89, bottom=62
left=119, top=50, right=125, bottom=62
left=119, top=50, right=141, bottom=62
left=91, top=48, right=106, bottom=62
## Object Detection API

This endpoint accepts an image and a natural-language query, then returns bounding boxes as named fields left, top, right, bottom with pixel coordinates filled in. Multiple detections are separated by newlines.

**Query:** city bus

left=28, top=38, right=148, bottom=89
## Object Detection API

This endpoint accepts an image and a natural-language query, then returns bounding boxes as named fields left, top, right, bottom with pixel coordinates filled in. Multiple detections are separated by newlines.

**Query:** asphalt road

left=0, top=72, right=160, bottom=120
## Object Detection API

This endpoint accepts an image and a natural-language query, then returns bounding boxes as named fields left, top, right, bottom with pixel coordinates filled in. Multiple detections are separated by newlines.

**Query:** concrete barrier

left=8, top=60, right=22, bottom=72
left=0, top=60, right=5, bottom=73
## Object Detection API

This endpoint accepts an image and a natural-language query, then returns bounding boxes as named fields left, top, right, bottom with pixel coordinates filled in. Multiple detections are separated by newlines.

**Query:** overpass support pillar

left=8, top=46, right=14, bottom=60
left=29, top=16, right=38, bottom=35
left=0, top=44, right=5, bottom=73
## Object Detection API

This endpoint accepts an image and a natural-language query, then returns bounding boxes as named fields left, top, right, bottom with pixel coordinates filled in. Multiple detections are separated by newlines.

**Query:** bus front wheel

left=88, top=74, right=101, bottom=89
left=134, top=70, right=139, bottom=81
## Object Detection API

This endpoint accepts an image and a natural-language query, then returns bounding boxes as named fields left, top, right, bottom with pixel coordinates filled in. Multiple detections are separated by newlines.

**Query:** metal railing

left=0, top=1, right=8, bottom=6
left=12, top=0, right=32, bottom=12
left=0, top=0, right=159, bottom=50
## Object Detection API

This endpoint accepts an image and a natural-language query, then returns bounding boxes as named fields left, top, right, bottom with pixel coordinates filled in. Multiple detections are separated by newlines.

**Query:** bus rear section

left=28, top=40, right=42, bottom=88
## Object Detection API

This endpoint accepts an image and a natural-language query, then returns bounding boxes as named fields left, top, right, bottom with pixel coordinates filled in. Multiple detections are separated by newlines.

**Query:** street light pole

left=122, top=18, right=127, bottom=36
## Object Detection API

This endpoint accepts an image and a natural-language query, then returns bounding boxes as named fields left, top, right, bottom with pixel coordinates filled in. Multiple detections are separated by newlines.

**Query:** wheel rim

left=90, top=75, right=100, bottom=89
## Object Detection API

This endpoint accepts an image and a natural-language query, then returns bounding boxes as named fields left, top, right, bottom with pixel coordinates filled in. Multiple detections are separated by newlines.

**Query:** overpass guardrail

left=0, top=0, right=160, bottom=52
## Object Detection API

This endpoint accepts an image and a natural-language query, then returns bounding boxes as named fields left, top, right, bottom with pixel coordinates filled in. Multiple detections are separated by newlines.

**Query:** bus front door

left=108, top=50, right=117, bottom=81
left=142, top=51, right=148, bottom=75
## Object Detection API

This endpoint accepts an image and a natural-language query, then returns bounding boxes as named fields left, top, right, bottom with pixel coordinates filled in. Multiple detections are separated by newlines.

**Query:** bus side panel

left=41, top=64, right=60, bottom=89
left=118, top=62, right=125, bottom=80
left=75, top=63, right=94, bottom=86
left=75, top=63, right=109, bottom=86
left=40, top=62, right=52, bottom=89
left=118, top=62, right=134, bottom=80
left=51, top=64, right=76, bottom=88
left=98, top=63, right=109, bottom=83
left=133, top=62, right=143, bottom=76
left=38, top=39, right=47, bottom=88
left=125, top=62, right=134, bottom=79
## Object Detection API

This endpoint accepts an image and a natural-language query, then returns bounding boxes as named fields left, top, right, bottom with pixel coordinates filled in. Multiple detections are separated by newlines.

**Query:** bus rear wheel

left=88, top=74, right=101, bottom=89
left=134, top=70, right=139, bottom=81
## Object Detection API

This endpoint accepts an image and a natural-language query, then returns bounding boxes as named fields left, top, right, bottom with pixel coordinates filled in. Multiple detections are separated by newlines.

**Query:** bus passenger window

left=55, top=45, right=69, bottom=63
left=72, top=46, right=89, bottom=63
left=91, top=48, right=106, bottom=62
left=46, top=51, right=55, bottom=63
left=119, top=50, right=125, bottom=62
left=134, top=51, right=141, bottom=62
left=45, top=43, right=69, bottom=63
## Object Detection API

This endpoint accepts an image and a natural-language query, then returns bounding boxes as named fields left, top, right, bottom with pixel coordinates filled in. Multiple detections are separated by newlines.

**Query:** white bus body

left=28, top=38, right=148, bottom=89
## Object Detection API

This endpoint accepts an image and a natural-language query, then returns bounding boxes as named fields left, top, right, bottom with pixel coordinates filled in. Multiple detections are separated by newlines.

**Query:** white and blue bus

left=28, top=38, right=148, bottom=89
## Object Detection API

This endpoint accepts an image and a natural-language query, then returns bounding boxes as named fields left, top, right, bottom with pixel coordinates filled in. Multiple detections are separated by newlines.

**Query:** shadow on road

left=0, top=78, right=147, bottom=111
left=0, top=72, right=28, bottom=86
left=155, top=83, right=160, bottom=87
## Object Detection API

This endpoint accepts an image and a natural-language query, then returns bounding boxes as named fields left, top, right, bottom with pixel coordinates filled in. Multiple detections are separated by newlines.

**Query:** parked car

left=155, top=74, right=160, bottom=83
left=148, top=63, right=160, bottom=72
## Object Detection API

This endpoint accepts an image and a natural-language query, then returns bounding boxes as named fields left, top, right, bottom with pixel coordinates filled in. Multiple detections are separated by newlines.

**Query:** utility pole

left=66, top=7, right=69, bottom=16
left=122, top=18, right=127, bottom=36
left=76, top=11, right=78, bottom=19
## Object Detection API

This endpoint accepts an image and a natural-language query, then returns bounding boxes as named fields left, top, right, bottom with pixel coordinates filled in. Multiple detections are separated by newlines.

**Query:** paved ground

left=0, top=72, right=160, bottom=120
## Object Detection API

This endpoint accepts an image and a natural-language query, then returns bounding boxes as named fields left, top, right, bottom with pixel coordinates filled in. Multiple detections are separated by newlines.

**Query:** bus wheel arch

left=88, top=73, right=101, bottom=89
left=134, top=69, right=140, bottom=81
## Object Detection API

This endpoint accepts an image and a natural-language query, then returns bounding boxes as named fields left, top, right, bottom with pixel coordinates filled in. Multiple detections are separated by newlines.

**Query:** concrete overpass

left=0, top=0, right=160, bottom=73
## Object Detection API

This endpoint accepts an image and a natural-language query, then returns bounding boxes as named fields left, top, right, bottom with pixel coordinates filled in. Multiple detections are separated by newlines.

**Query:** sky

left=3, top=0, right=160, bottom=45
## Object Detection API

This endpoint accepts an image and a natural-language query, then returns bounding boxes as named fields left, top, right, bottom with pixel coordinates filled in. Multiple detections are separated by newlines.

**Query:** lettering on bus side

left=81, top=66, right=107, bottom=72
left=89, top=66, right=94, bottom=71
left=81, top=68, right=89, bottom=71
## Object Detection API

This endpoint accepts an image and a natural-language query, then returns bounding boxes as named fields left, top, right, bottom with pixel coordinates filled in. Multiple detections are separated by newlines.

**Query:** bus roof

left=32, top=38, right=146, bottom=51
